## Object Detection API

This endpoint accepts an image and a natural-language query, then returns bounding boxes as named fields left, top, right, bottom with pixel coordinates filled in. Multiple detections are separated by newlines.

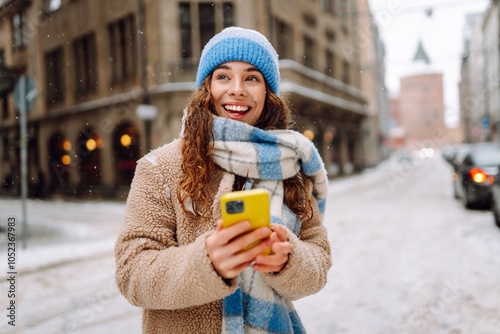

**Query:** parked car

left=491, top=178, right=500, bottom=228
left=453, top=143, right=500, bottom=209
left=450, top=144, right=473, bottom=198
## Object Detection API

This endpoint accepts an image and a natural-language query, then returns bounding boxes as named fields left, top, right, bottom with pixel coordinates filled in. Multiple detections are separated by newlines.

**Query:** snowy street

left=1, top=153, right=500, bottom=334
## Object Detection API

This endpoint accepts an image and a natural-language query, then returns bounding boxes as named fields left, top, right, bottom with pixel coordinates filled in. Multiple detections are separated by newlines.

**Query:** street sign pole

left=14, top=75, right=38, bottom=249
left=19, top=76, right=28, bottom=249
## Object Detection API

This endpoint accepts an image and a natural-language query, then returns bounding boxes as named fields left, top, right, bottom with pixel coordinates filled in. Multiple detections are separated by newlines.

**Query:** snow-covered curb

left=1, top=237, right=116, bottom=279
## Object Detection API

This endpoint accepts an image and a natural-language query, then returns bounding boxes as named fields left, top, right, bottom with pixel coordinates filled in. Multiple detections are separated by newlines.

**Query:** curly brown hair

left=178, top=73, right=313, bottom=221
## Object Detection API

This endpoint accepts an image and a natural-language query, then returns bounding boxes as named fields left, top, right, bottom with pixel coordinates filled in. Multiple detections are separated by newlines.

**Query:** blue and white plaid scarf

left=211, top=117, right=328, bottom=334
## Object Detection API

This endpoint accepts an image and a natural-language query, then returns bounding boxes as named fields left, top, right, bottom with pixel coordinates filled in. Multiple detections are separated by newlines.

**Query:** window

left=322, top=0, right=335, bottom=14
left=108, top=15, right=137, bottom=84
left=276, top=19, right=293, bottom=60
left=0, top=50, right=7, bottom=119
left=303, top=35, right=315, bottom=69
left=303, top=14, right=316, bottom=29
left=178, top=2, right=234, bottom=58
left=2, top=135, right=8, bottom=161
left=223, top=2, right=234, bottom=28
left=325, top=50, right=334, bottom=76
left=340, top=0, right=348, bottom=29
left=179, top=3, right=192, bottom=59
left=1, top=96, right=8, bottom=120
left=342, top=60, right=350, bottom=85
left=199, top=3, right=215, bottom=53
left=45, top=48, right=64, bottom=104
left=74, top=33, right=97, bottom=96
left=12, top=11, right=27, bottom=51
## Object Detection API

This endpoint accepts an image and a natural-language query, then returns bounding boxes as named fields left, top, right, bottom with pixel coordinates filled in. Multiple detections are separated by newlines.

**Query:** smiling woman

left=115, top=27, right=331, bottom=334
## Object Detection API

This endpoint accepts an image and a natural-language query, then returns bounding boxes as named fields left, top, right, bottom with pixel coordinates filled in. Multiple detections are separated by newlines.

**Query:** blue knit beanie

left=196, top=27, right=280, bottom=95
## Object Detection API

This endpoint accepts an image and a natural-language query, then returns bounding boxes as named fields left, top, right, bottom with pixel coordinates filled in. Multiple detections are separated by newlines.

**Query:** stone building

left=460, top=2, right=500, bottom=144
left=390, top=41, right=447, bottom=149
left=482, top=1, right=500, bottom=142
left=0, top=0, right=385, bottom=199
left=356, top=0, right=390, bottom=167
left=459, top=12, right=486, bottom=143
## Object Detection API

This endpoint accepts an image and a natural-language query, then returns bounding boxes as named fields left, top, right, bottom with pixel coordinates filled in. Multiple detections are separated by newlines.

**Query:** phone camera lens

left=226, top=203, right=235, bottom=214
left=235, top=201, right=244, bottom=213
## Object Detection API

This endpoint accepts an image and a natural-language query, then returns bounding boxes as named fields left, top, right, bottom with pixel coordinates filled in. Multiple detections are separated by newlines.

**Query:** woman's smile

left=222, top=102, right=251, bottom=120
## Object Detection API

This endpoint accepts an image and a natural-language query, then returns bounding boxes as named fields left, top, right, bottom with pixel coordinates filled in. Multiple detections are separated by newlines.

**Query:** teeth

left=224, top=105, right=249, bottom=112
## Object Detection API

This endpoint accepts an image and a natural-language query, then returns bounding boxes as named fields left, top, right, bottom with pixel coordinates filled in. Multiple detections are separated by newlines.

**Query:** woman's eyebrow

left=214, top=64, right=230, bottom=71
left=245, top=66, right=260, bottom=73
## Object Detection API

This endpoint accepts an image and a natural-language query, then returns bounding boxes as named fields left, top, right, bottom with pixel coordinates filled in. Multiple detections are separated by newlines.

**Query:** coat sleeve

left=114, top=157, right=238, bottom=310
left=261, top=189, right=332, bottom=301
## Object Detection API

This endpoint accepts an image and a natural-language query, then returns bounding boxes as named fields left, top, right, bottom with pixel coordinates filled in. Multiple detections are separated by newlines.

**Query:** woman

left=115, top=27, right=331, bottom=334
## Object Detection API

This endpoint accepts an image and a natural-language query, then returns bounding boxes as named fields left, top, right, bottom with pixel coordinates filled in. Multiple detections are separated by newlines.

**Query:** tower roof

left=412, top=40, right=431, bottom=65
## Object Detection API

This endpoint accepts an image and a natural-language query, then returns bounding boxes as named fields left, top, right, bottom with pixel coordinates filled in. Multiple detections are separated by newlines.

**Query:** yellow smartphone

left=221, top=189, right=271, bottom=255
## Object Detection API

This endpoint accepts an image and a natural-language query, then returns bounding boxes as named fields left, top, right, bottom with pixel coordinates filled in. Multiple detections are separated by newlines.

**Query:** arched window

left=113, top=122, right=141, bottom=186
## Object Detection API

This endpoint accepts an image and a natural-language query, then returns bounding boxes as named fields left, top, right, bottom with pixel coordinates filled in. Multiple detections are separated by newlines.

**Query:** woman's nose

left=228, top=79, right=246, bottom=96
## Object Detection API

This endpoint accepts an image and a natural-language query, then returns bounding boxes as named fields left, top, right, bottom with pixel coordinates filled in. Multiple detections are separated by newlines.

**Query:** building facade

left=390, top=41, right=447, bottom=149
left=481, top=2, right=499, bottom=142
left=356, top=0, right=390, bottom=167
left=459, top=12, right=486, bottom=143
left=460, top=2, right=500, bottom=144
left=0, top=0, right=385, bottom=199
left=399, top=72, right=446, bottom=148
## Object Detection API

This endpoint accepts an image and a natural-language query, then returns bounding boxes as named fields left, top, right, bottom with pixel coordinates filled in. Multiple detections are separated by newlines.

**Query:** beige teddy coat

left=114, top=139, right=332, bottom=334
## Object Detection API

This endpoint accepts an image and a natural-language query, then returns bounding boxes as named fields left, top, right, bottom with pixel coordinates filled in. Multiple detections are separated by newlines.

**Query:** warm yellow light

left=61, top=155, right=71, bottom=165
left=86, top=139, right=97, bottom=151
left=63, top=140, right=72, bottom=152
left=470, top=168, right=487, bottom=183
left=473, top=173, right=486, bottom=183
left=324, top=131, right=334, bottom=143
left=96, top=138, right=103, bottom=149
left=303, top=129, right=314, bottom=141
left=120, top=134, right=132, bottom=147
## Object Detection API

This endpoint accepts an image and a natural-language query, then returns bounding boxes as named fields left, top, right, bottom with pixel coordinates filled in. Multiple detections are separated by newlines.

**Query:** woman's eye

left=246, top=76, right=259, bottom=82
left=216, top=74, right=229, bottom=80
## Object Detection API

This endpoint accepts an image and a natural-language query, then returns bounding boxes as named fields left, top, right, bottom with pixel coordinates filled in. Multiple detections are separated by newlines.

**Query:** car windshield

left=472, top=148, right=500, bottom=166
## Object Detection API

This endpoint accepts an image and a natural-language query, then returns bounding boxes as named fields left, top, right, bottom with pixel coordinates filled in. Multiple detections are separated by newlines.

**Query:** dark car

left=453, top=143, right=500, bottom=209
left=491, top=179, right=500, bottom=228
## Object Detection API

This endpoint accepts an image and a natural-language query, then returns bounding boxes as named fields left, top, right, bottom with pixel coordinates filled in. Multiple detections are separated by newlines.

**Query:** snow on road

left=1, top=153, right=499, bottom=333
left=296, top=154, right=500, bottom=334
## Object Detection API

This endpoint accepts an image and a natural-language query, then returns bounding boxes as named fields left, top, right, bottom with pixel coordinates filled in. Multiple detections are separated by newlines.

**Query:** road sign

left=481, top=116, right=490, bottom=129
left=14, top=76, right=37, bottom=114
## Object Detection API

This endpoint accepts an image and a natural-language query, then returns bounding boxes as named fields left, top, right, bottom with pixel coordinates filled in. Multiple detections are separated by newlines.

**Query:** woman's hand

left=252, top=224, right=291, bottom=274
left=206, top=220, right=272, bottom=280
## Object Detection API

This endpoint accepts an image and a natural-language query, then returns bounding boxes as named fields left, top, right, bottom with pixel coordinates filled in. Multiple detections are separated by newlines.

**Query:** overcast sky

left=368, top=0, right=491, bottom=127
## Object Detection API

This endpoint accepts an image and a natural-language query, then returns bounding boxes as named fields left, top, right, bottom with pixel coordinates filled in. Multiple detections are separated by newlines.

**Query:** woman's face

left=210, top=61, right=266, bottom=126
